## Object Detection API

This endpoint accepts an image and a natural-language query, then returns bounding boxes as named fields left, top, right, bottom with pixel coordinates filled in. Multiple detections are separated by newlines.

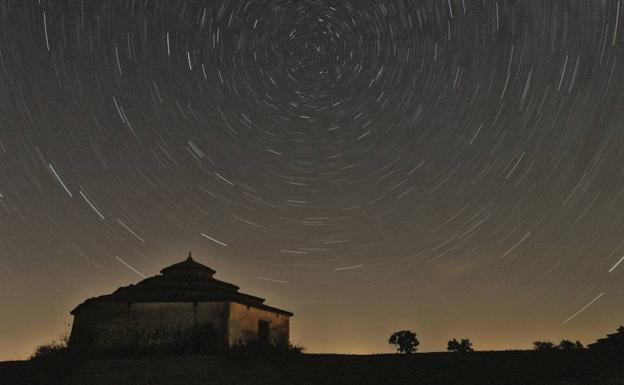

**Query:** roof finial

left=187, top=251, right=193, bottom=261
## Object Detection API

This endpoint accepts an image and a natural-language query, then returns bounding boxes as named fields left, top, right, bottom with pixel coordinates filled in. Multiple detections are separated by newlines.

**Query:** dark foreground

left=2, top=350, right=624, bottom=385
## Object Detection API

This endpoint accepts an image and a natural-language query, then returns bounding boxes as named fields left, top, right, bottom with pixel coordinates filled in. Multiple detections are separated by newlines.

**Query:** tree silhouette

left=558, top=340, right=584, bottom=351
left=533, top=341, right=556, bottom=351
left=388, top=330, right=419, bottom=354
left=447, top=338, right=473, bottom=352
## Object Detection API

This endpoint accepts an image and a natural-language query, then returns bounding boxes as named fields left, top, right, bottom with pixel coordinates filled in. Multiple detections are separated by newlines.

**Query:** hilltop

left=2, top=350, right=624, bottom=385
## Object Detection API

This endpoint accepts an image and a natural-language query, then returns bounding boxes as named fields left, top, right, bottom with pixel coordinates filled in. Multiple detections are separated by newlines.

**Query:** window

left=257, top=320, right=270, bottom=343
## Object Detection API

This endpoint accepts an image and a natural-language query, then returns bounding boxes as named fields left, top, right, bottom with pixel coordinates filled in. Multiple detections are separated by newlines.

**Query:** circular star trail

left=2, top=0, right=624, bottom=358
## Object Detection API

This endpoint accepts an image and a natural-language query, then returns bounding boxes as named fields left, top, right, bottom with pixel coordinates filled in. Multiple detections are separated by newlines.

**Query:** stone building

left=69, top=254, right=293, bottom=352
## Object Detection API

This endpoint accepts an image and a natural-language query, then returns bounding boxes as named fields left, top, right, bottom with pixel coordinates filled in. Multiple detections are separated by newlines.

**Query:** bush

left=228, top=339, right=305, bottom=358
left=558, top=340, right=584, bottom=351
left=447, top=338, right=474, bottom=353
left=533, top=341, right=556, bottom=351
left=286, top=343, right=306, bottom=354
left=187, top=324, right=228, bottom=353
left=31, top=334, right=70, bottom=360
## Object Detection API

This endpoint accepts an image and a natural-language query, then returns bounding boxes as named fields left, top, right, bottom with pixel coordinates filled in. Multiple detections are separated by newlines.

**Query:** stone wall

left=69, top=302, right=228, bottom=352
left=69, top=302, right=128, bottom=351
left=227, top=302, right=290, bottom=347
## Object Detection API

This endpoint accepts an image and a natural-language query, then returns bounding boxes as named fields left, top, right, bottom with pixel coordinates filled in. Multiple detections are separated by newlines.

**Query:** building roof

left=588, top=326, right=624, bottom=350
left=71, top=253, right=293, bottom=316
left=160, top=256, right=217, bottom=277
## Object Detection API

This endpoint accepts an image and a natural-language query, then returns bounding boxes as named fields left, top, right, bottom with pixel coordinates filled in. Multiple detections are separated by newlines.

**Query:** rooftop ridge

left=70, top=254, right=293, bottom=317
left=159, top=252, right=216, bottom=277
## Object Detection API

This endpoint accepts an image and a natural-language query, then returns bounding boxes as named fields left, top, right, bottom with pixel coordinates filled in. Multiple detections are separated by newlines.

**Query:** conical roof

left=160, top=253, right=217, bottom=278
left=71, top=253, right=292, bottom=316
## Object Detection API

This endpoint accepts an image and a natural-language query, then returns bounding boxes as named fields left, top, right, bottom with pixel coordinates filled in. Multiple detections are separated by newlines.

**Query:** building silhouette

left=68, top=254, right=292, bottom=352
left=588, top=326, right=624, bottom=351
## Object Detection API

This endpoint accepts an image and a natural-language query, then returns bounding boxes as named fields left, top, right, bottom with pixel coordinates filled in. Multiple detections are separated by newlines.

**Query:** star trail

left=2, top=0, right=624, bottom=359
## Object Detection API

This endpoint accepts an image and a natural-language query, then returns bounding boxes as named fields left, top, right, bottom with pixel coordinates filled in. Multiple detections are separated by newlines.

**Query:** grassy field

left=2, top=350, right=624, bottom=385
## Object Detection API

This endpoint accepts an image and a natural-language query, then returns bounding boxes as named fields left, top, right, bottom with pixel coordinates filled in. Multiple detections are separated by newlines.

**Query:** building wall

left=69, top=302, right=228, bottom=352
left=69, top=302, right=129, bottom=351
left=227, top=302, right=290, bottom=346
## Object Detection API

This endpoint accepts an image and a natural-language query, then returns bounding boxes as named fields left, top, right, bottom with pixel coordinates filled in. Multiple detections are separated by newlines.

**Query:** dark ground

left=2, top=351, right=624, bottom=385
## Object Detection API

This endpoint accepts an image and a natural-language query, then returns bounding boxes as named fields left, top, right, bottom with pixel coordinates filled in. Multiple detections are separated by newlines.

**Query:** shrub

left=558, top=340, right=584, bottom=351
left=30, top=334, right=69, bottom=360
left=447, top=338, right=474, bottom=352
left=229, top=339, right=305, bottom=357
left=533, top=341, right=556, bottom=351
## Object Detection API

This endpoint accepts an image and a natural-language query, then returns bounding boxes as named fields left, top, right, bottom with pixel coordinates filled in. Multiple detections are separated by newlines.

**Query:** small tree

left=533, top=341, right=555, bottom=351
left=388, top=330, right=419, bottom=354
left=447, top=338, right=473, bottom=352
left=559, top=340, right=584, bottom=351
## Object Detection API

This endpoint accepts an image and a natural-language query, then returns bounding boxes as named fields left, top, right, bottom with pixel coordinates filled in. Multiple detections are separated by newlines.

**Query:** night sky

left=2, top=0, right=624, bottom=360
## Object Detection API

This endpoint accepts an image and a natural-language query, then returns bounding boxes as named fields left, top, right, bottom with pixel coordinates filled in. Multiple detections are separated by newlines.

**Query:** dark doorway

left=258, top=320, right=270, bottom=343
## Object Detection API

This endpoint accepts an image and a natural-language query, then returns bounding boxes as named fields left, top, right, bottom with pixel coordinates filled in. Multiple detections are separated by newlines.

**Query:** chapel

left=69, top=254, right=292, bottom=352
